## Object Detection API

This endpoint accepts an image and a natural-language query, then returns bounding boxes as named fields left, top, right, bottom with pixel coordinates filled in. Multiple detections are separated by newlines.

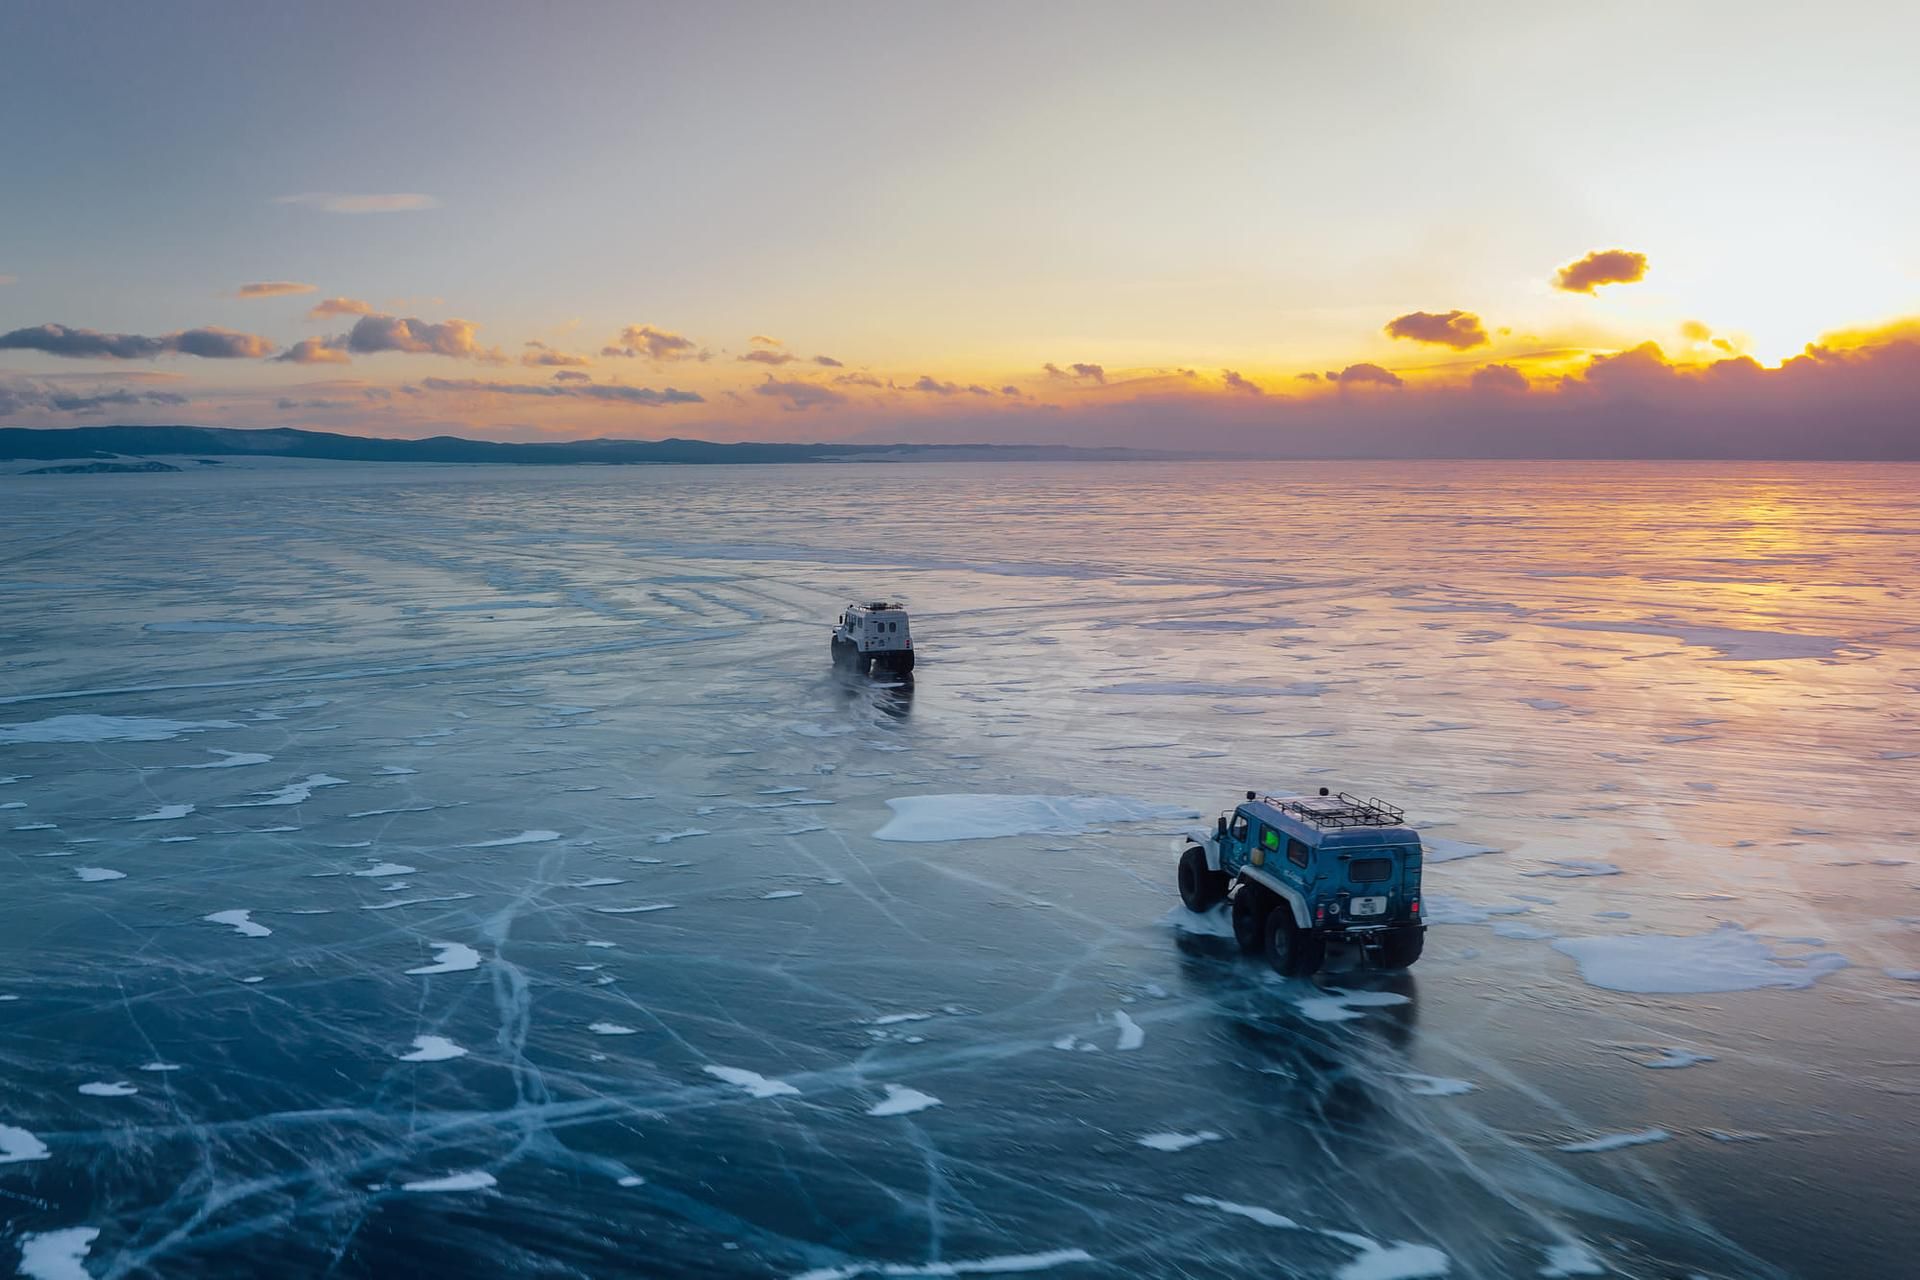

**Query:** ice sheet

left=874, top=794, right=1196, bottom=842
left=1552, top=925, right=1851, bottom=993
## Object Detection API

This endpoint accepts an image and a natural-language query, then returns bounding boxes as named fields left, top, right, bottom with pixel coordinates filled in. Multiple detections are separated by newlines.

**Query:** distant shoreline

left=0, top=424, right=1181, bottom=468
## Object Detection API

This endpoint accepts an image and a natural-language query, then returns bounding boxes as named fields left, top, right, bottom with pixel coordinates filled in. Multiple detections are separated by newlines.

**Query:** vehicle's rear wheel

left=1230, top=883, right=1269, bottom=953
left=1263, top=909, right=1325, bottom=978
left=1178, top=847, right=1225, bottom=912
left=831, top=638, right=856, bottom=670
left=1378, top=927, right=1424, bottom=969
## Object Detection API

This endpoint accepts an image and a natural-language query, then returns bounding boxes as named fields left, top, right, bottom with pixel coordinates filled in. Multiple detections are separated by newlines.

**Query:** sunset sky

left=3, top=1, right=1917, bottom=454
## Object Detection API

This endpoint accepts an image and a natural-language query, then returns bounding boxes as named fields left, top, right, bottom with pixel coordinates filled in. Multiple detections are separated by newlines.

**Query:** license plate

left=1350, top=896, right=1386, bottom=917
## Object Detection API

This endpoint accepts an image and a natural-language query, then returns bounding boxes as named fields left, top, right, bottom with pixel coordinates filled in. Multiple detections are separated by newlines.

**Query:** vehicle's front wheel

left=1263, top=909, right=1325, bottom=978
left=1230, top=884, right=1269, bottom=954
left=1178, top=846, right=1225, bottom=912
left=1378, top=927, right=1424, bottom=969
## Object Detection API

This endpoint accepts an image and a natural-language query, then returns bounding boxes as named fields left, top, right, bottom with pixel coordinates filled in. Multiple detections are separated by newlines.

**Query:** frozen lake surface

left=1, top=460, right=1916, bottom=1277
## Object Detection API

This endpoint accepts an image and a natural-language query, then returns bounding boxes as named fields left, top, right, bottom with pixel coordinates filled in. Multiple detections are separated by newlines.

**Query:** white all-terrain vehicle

left=831, top=601, right=915, bottom=676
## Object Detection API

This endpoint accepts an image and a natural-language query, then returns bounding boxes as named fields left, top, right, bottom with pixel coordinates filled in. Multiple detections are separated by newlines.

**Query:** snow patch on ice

left=1160, top=905, right=1234, bottom=938
left=204, top=909, right=270, bottom=937
left=1552, top=924, right=1850, bottom=993
left=0, top=715, right=238, bottom=745
left=401, top=1170, right=495, bottom=1193
left=1136, top=1130, right=1220, bottom=1152
left=1422, top=836, right=1501, bottom=863
left=1557, top=1128, right=1670, bottom=1153
left=761, top=889, right=804, bottom=900
left=352, top=862, right=415, bottom=878
left=652, top=828, right=708, bottom=844
left=1293, top=988, right=1412, bottom=1023
left=397, top=1036, right=467, bottom=1062
left=787, top=1249, right=1093, bottom=1280
left=132, top=803, right=194, bottom=821
left=1093, top=680, right=1326, bottom=698
left=77, top=1081, right=136, bottom=1097
left=705, top=1064, right=799, bottom=1098
left=1538, top=1243, right=1607, bottom=1277
left=181, top=748, right=271, bottom=769
left=73, top=867, right=125, bottom=882
left=867, top=1084, right=941, bottom=1116
left=876, top=794, right=1196, bottom=842
left=1524, top=859, right=1621, bottom=879
left=464, top=829, right=559, bottom=847
left=589, top=1022, right=638, bottom=1036
left=16, top=1227, right=98, bottom=1280
left=220, top=774, right=345, bottom=808
left=1112, top=1010, right=1144, bottom=1051
left=1393, top=1073, right=1477, bottom=1097
left=0, top=1124, right=50, bottom=1164
left=406, top=942, right=482, bottom=975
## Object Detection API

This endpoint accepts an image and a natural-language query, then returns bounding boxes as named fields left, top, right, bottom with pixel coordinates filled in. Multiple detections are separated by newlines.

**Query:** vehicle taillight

left=1410, top=899, right=1420, bottom=915
left=1315, top=904, right=1325, bottom=922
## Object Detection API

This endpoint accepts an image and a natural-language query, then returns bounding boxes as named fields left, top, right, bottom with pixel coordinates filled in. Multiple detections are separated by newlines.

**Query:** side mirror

left=1216, top=816, right=1227, bottom=838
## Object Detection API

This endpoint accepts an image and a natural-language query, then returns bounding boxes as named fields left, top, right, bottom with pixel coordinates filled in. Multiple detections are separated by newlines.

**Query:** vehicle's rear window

left=1350, top=857, right=1393, bottom=884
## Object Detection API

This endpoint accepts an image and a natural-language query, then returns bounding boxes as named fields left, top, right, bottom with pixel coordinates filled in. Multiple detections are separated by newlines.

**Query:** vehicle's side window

left=1287, top=837, right=1310, bottom=868
left=1229, top=815, right=1249, bottom=842
left=1261, top=827, right=1281, bottom=854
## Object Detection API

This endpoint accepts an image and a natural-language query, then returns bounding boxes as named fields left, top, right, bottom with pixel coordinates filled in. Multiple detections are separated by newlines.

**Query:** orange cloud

left=603, top=324, right=701, bottom=361
left=237, top=281, right=316, bottom=299
left=1555, top=249, right=1647, bottom=294
left=1332, top=363, right=1403, bottom=387
left=274, top=336, right=350, bottom=365
left=308, top=297, right=375, bottom=320
left=1044, top=361, right=1105, bottom=384
left=0, top=322, right=274, bottom=360
left=739, top=349, right=796, bottom=365
left=1220, top=369, right=1263, bottom=395
left=1469, top=363, right=1528, bottom=393
left=1384, top=309, right=1489, bottom=349
left=521, top=340, right=590, bottom=368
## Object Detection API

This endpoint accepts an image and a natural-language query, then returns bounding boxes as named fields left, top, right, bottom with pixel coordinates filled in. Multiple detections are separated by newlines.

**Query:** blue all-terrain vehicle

left=1177, top=789, right=1425, bottom=976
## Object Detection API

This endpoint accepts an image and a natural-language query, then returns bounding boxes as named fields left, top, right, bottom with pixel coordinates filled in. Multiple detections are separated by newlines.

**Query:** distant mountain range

left=0, top=425, right=1173, bottom=466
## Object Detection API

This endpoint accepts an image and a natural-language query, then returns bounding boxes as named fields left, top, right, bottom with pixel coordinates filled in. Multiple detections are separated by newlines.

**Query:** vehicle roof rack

left=862, top=600, right=899, bottom=611
left=1265, top=792, right=1405, bottom=829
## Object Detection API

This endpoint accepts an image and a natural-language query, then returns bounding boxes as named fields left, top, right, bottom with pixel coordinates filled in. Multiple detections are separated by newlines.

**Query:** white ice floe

left=788, top=1249, right=1093, bottom=1280
left=1183, top=1195, right=1300, bottom=1229
left=867, top=1084, right=941, bottom=1116
left=1552, top=924, right=1849, bottom=993
left=363, top=892, right=476, bottom=911
left=182, top=749, right=272, bottom=769
left=1112, top=1010, right=1145, bottom=1050
left=875, top=794, right=1196, bottom=842
left=762, top=889, right=804, bottom=900
left=1542, top=617, right=1860, bottom=662
left=1136, top=1130, right=1221, bottom=1152
left=652, top=828, right=709, bottom=844
left=401, top=1170, right=496, bottom=1193
left=464, top=829, right=560, bottom=847
left=16, top=1227, right=99, bottom=1280
left=1523, top=859, right=1622, bottom=879
left=352, top=862, right=415, bottom=878
left=132, top=803, right=194, bottom=821
left=1161, top=904, right=1235, bottom=938
left=73, top=867, right=125, bottom=882
left=397, top=1035, right=467, bottom=1062
left=0, top=715, right=238, bottom=745
left=221, top=774, right=346, bottom=808
left=1538, top=1242, right=1607, bottom=1276
left=77, top=1081, right=137, bottom=1097
left=1293, top=988, right=1412, bottom=1024
left=406, top=942, right=482, bottom=975
left=139, top=1062, right=182, bottom=1073
left=204, top=909, right=270, bottom=938
left=589, top=1022, right=638, bottom=1036
left=1393, top=1073, right=1478, bottom=1097
left=593, top=904, right=676, bottom=914
left=871, top=1012, right=934, bottom=1026
left=704, top=1064, right=799, bottom=1098
left=568, top=877, right=625, bottom=888
left=616, top=1175, right=645, bottom=1187
left=0, top=1123, right=50, bottom=1164
left=1557, top=1128, right=1669, bottom=1153
left=1637, top=1047, right=1715, bottom=1069
left=1335, top=1243, right=1452, bottom=1280
left=1421, top=836, right=1501, bottom=863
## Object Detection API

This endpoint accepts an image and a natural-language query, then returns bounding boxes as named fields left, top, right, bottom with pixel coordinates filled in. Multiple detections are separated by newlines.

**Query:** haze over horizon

left=3, top=1, right=1918, bottom=456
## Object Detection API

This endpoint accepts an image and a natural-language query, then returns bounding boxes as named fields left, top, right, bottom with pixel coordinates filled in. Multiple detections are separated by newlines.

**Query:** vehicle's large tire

left=831, top=637, right=855, bottom=670
left=1263, top=909, right=1325, bottom=978
left=1230, top=883, right=1269, bottom=953
left=1378, top=927, right=1424, bottom=969
left=1178, top=846, right=1225, bottom=912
